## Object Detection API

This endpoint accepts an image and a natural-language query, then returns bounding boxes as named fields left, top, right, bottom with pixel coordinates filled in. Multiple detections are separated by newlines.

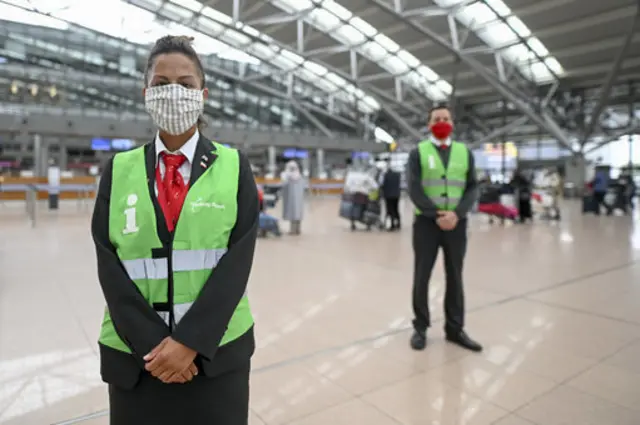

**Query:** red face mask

left=430, top=121, right=453, bottom=140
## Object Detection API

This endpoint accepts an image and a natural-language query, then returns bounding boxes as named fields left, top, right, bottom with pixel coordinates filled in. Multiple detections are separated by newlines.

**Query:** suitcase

left=582, top=195, right=598, bottom=214
left=339, top=193, right=355, bottom=219
left=259, top=212, right=281, bottom=236
left=362, top=200, right=381, bottom=225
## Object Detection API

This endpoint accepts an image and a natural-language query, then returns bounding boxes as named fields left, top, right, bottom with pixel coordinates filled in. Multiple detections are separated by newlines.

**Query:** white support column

left=316, top=148, right=326, bottom=179
left=301, top=155, right=310, bottom=178
left=33, top=134, right=44, bottom=176
left=296, top=19, right=304, bottom=52
left=395, top=78, right=403, bottom=102
left=232, top=0, right=240, bottom=21
left=58, top=146, right=68, bottom=170
left=350, top=50, right=358, bottom=80
left=286, top=73, right=294, bottom=97
left=267, top=146, right=277, bottom=179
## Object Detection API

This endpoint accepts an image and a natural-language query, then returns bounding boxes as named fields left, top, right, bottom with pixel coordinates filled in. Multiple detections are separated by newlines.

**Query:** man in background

left=592, top=167, right=611, bottom=215
left=382, top=160, right=402, bottom=231
left=407, top=104, right=482, bottom=353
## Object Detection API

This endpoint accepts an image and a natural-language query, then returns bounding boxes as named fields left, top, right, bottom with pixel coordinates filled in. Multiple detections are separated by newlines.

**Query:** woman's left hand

left=144, top=337, right=197, bottom=383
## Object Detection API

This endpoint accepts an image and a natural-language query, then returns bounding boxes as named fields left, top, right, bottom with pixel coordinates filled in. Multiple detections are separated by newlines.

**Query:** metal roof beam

left=303, top=44, right=352, bottom=58
left=581, top=3, right=640, bottom=145
left=379, top=102, right=423, bottom=140
left=290, top=98, right=334, bottom=138
left=401, top=0, right=476, bottom=18
left=0, top=16, right=363, bottom=132
left=142, top=0, right=426, bottom=136
left=0, top=23, right=364, bottom=132
left=368, top=0, right=574, bottom=151
left=584, top=122, right=640, bottom=155
left=467, top=116, right=529, bottom=149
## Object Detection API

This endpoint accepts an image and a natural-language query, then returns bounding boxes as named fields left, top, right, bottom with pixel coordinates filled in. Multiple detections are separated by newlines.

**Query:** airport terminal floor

left=1, top=197, right=640, bottom=425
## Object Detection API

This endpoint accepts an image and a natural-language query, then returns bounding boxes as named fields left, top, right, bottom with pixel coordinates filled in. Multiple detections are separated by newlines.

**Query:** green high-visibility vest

left=99, top=142, right=254, bottom=354
left=415, top=140, right=469, bottom=214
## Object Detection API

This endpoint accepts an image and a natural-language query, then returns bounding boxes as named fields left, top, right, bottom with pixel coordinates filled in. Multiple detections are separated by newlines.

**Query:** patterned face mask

left=145, top=84, right=204, bottom=135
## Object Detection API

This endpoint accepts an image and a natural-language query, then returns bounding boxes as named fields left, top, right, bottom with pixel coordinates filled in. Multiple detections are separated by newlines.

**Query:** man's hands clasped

left=436, top=210, right=458, bottom=231
left=144, top=337, right=198, bottom=384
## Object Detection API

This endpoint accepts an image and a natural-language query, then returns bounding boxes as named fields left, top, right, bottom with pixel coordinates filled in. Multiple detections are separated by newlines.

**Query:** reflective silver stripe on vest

left=171, top=291, right=248, bottom=325
left=122, top=249, right=228, bottom=280
left=174, top=302, right=194, bottom=325
left=158, top=311, right=170, bottom=326
left=172, top=248, right=228, bottom=272
left=431, top=196, right=461, bottom=206
left=122, top=258, right=168, bottom=280
left=422, top=179, right=466, bottom=188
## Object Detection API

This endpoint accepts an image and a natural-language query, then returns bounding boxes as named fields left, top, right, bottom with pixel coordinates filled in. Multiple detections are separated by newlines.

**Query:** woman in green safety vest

left=91, top=35, right=259, bottom=425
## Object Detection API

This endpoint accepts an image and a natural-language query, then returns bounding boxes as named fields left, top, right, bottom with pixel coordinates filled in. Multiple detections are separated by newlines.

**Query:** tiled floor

left=1, top=197, right=640, bottom=425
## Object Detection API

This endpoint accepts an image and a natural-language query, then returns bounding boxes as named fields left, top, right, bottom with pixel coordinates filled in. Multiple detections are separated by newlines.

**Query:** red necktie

left=440, top=143, right=448, bottom=150
left=156, top=152, right=188, bottom=232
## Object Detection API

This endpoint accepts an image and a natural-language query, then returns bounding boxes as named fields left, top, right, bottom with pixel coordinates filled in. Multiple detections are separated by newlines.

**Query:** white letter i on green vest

left=122, top=194, right=140, bottom=235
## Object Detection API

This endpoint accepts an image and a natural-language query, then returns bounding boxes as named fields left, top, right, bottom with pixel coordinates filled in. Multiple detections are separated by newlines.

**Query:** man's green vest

left=416, top=140, right=469, bottom=214
left=99, top=142, right=254, bottom=354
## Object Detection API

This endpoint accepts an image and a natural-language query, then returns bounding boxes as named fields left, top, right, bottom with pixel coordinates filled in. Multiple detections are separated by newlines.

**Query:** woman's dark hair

left=145, top=35, right=207, bottom=130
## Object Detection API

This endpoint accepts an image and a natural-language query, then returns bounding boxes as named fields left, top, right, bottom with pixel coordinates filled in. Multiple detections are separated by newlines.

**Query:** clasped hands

left=143, top=337, right=198, bottom=384
left=436, top=210, right=458, bottom=231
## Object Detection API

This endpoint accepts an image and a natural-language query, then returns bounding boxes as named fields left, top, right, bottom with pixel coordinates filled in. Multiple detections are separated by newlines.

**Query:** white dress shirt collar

left=154, top=130, right=200, bottom=165
left=430, top=137, right=451, bottom=147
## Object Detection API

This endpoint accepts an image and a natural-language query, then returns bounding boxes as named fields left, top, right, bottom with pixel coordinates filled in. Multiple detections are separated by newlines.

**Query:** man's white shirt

left=153, top=130, right=199, bottom=195
left=430, top=136, right=451, bottom=147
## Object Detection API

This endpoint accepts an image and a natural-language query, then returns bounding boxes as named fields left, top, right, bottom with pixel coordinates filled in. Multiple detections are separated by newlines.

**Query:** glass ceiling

left=0, top=0, right=381, bottom=111
left=0, top=0, right=401, bottom=143
left=271, top=0, right=453, bottom=101
left=433, top=0, right=565, bottom=83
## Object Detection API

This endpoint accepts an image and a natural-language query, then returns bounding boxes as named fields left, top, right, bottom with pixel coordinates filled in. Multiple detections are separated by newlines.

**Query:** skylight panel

left=375, top=127, right=394, bottom=144
left=361, top=42, right=389, bottom=62
left=6, top=0, right=380, bottom=115
left=200, top=6, right=233, bottom=25
left=308, top=8, right=341, bottom=31
left=416, top=66, right=440, bottom=82
left=162, top=2, right=191, bottom=20
left=323, top=0, right=352, bottom=20
left=0, top=3, right=68, bottom=30
left=303, top=61, right=329, bottom=77
left=156, top=0, right=380, bottom=114
left=432, top=0, right=565, bottom=83
left=178, top=0, right=204, bottom=13
left=384, top=57, right=410, bottom=75
left=506, top=17, right=530, bottom=38
left=374, top=34, right=401, bottom=53
left=271, top=0, right=452, bottom=101
left=348, top=17, right=378, bottom=37
left=396, top=51, right=421, bottom=68
left=334, top=25, right=367, bottom=45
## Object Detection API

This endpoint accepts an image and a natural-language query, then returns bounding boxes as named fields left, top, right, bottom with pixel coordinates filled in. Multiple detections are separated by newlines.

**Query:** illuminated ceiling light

left=29, top=84, right=39, bottom=96
left=49, top=86, right=58, bottom=98
left=10, top=81, right=19, bottom=94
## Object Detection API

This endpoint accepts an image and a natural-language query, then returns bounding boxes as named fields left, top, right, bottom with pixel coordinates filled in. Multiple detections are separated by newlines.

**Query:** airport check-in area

left=1, top=0, right=640, bottom=424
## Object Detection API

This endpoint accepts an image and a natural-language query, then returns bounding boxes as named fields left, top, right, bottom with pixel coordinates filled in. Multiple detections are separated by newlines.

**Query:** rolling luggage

left=582, top=195, right=598, bottom=214
left=477, top=203, right=518, bottom=220
left=258, top=212, right=281, bottom=237
left=339, top=193, right=356, bottom=220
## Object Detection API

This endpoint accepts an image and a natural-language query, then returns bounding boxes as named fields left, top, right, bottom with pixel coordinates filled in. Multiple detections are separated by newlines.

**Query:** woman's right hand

left=167, top=363, right=199, bottom=384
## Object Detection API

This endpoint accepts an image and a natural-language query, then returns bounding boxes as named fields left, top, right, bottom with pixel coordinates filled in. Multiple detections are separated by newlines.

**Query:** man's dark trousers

left=412, top=214, right=467, bottom=334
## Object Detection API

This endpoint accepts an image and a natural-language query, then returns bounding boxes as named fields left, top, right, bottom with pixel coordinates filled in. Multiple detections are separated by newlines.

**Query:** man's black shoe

left=410, top=330, right=427, bottom=350
left=446, top=330, right=483, bottom=352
